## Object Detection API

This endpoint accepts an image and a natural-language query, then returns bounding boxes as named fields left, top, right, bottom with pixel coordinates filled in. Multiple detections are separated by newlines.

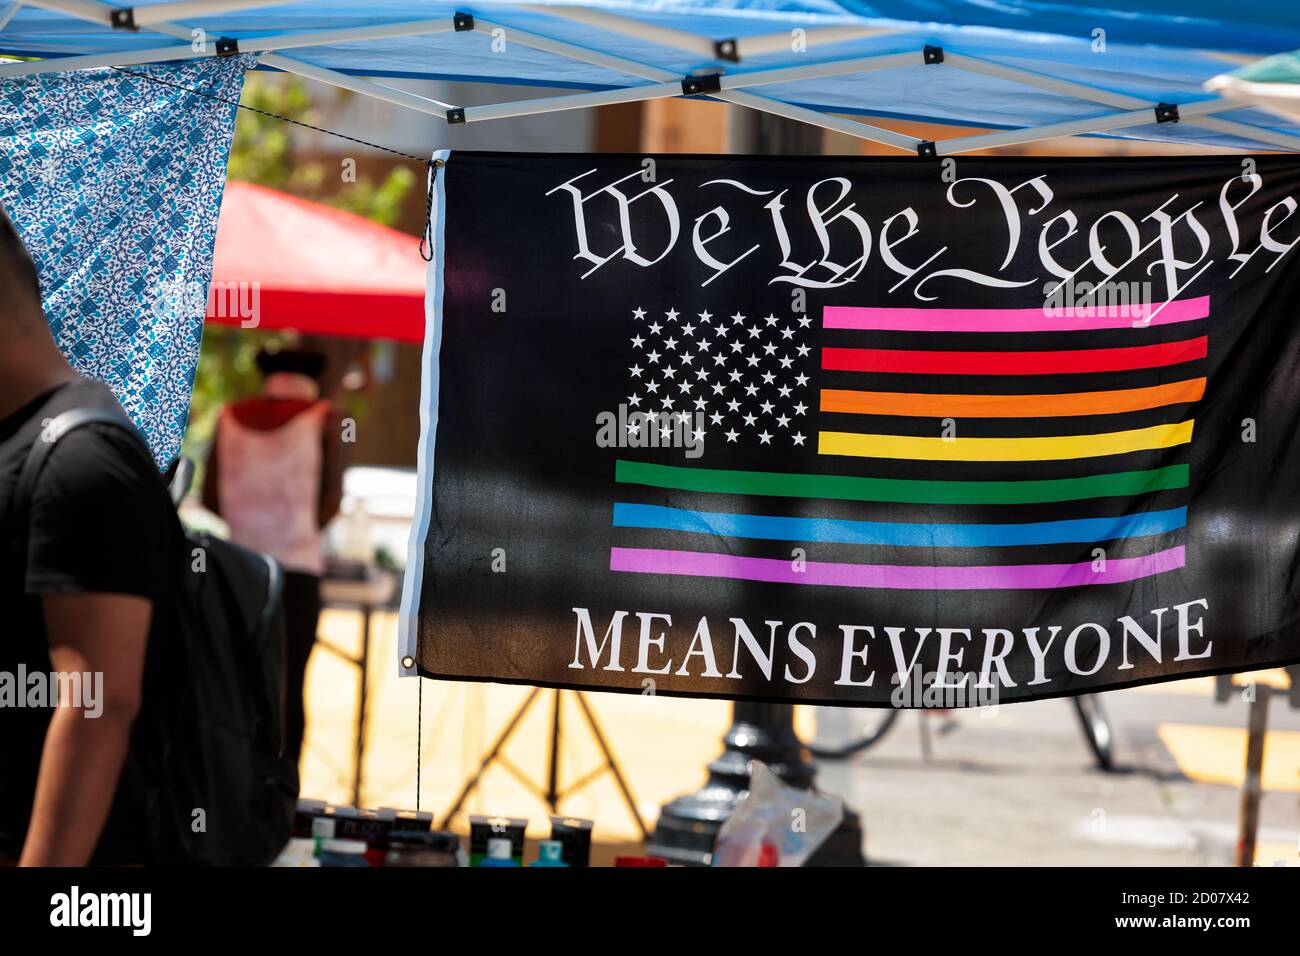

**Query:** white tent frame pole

left=132, top=0, right=311, bottom=26
left=6, top=0, right=1299, bottom=152
left=535, top=5, right=903, bottom=62
left=460, top=51, right=919, bottom=124
left=0, top=3, right=24, bottom=33
left=472, top=17, right=924, bottom=150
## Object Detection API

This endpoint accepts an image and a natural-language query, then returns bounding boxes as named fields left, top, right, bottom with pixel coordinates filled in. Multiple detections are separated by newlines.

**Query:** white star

left=744, top=383, right=758, bottom=396
left=646, top=381, right=660, bottom=394
left=660, top=425, right=672, bottom=439
left=695, top=368, right=708, bottom=381
left=713, top=354, right=727, bottom=366
left=711, top=383, right=725, bottom=396
left=731, top=312, right=746, bottom=324
left=662, top=365, right=676, bottom=379
left=764, top=314, right=779, bottom=326
left=779, top=356, right=793, bottom=369
left=631, top=335, right=645, bottom=348
left=797, top=344, right=811, bottom=357
left=632, top=307, right=646, bottom=320
left=692, top=429, right=705, bottom=443
left=678, top=381, right=692, bottom=394
left=776, top=414, right=790, bottom=428
left=743, top=413, right=757, bottom=427
left=778, top=385, right=792, bottom=398
left=626, top=422, right=641, bottom=435
left=760, top=400, right=774, bottom=414
left=728, top=370, right=743, bottom=383
left=792, top=432, right=806, bottom=446
left=680, top=352, right=695, bottom=366
left=726, top=398, right=741, bottom=412
left=730, top=341, right=744, bottom=354
left=697, top=340, right=710, bottom=352
left=794, top=401, right=807, bottom=415
left=759, top=430, right=772, bottom=444
left=677, top=411, right=692, bottom=424
left=649, top=321, right=663, bottom=335
left=725, top=429, right=739, bottom=442
left=666, top=308, right=679, bottom=321
left=747, top=326, right=761, bottom=339
left=761, top=371, right=776, bottom=384
left=694, top=397, right=707, bottom=410
left=762, top=342, right=777, bottom=356
left=647, top=350, right=661, bottom=364
left=629, top=364, right=643, bottom=377
left=746, top=355, right=760, bottom=367
left=781, top=327, right=794, bottom=340
left=795, top=373, right=809, bottom=387
left=628, top=394, right=642, bottom=406
left=681, top=323, right=696, bottom=337
left=798, top=316, right=811, bottom=328
left=664, top=336, right=678, bottom=351
left=714, top=325, right=729, bottom=338
left=698, top=310, right=713, bottom=323
left=709, top=411, right=723, bottom=425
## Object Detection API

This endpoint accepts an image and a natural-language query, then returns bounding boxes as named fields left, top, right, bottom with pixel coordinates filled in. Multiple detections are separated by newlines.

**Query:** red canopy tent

left=208, top=181, right=426, bottom=344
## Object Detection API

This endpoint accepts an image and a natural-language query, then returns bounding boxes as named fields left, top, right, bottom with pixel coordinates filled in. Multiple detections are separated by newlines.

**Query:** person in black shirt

left=0, top=204, right=172, bottom=865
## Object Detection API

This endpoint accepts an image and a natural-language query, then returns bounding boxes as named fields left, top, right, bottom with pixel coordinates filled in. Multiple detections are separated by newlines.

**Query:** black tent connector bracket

left=446, top=107, right=467, bottom=124
left=923, top=45, right=944, bottom=65
left=916, top=141, right=938, bottom=158
left=453, top=12, right=475, bottom=32
left=110, top=7, right=137, bottom=31
left=1155, top=103, right=1180, bottom=124
left=215, top=37, right=240, bottom=57
left=682, top=73, right=724, bottom=96
left=714, top=38, right=740, bottom=63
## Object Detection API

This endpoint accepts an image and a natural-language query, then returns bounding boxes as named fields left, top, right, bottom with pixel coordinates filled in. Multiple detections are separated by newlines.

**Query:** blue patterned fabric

left=0, top=55, right=255, bottom=465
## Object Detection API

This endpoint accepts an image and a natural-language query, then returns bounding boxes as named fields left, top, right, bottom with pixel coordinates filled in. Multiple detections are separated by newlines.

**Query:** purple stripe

left=823, top=295, right=1208, bottom=333
left=610, top=546, right=1185, bottom=590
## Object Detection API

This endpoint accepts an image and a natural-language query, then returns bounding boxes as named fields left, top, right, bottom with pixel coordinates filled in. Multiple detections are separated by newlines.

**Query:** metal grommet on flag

left=714, top=38, right=740, bottom=63
left=453, top=11, right=475, bottom=32
left=1155, top=103, right=1181, bottom=124
left=916, top=140, right=938, bottom=158
left=923, top=45, right=945, bottom=65
left=215, top=37, right=240, bottom=58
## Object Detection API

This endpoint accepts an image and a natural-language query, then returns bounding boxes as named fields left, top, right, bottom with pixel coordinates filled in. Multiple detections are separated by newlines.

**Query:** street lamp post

left=647, top=110, right=867, bottom=867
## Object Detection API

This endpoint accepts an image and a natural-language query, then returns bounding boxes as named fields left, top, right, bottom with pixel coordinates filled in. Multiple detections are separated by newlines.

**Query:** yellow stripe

left=819, top=420, right=1194, bottom=462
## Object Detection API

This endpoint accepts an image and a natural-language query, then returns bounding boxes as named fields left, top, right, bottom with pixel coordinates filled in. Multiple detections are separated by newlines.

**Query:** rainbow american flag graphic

left=609, top=296, right=1207, bottom=590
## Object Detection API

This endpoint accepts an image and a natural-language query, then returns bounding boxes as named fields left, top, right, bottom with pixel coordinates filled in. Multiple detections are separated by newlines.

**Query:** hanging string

left=110, top=65, right=435, bottom=166
left=419, top=159, right=443, bottom=262
left=416, top=674, right=423, bottom=812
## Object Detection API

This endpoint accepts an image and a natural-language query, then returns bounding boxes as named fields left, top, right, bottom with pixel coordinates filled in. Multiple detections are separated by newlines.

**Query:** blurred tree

left=183, top=73, right=417, bottom=485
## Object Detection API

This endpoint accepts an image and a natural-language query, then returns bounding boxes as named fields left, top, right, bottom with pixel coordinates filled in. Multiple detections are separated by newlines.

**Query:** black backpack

left=16, top=408, right=298, bottom=865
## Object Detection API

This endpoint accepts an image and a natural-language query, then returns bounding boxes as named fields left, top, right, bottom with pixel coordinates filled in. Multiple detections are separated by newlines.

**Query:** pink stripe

left=610, top=546, right=1185, bottom=590
left=823, top=295, right=1208, bottom=333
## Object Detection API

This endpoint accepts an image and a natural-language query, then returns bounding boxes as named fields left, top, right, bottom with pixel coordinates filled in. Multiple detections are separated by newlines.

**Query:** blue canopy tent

left=2, top=0, right=1300, bottom=153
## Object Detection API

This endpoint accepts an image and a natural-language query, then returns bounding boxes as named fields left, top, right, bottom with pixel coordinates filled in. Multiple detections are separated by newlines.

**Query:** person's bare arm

left=19, top=593, right=150, bottom=867
left=318, top=405, right=346, bottom=528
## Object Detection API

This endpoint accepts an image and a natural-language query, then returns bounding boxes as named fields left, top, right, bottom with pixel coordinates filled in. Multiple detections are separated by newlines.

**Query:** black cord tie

left=419, top=159, right=443, bottom=262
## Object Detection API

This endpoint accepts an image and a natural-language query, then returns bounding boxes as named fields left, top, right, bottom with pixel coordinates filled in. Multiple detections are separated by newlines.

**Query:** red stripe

left=821, top=336, right=1206, bottom=375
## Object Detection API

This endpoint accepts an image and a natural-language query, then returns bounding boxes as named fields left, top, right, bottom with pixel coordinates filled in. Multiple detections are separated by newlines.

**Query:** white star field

left=625, top=306, right=814, bottom=448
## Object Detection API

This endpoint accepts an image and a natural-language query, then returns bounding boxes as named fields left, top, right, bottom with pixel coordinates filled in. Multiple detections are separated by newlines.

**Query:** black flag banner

left=399, top=150, right=1300, bottom=707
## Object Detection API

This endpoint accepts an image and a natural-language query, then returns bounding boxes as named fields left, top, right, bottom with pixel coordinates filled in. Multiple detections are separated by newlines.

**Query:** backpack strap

left=13, top=408, right=158, bottom=558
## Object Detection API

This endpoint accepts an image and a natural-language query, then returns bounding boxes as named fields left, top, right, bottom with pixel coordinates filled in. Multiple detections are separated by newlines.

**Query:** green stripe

left=614, top=459, right=1189, bottom=505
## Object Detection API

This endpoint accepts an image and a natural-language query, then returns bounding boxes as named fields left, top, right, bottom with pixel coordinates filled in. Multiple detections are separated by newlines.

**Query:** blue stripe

left=612, top=503, right=1187, bottom=547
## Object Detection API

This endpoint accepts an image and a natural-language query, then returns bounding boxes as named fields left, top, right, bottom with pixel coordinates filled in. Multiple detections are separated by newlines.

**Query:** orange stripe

left=820, top=378, right=1206, bottom=418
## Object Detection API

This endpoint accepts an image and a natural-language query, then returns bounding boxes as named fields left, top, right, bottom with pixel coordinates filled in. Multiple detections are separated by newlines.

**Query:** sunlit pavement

left=302, top=609, right=1299, bottom=866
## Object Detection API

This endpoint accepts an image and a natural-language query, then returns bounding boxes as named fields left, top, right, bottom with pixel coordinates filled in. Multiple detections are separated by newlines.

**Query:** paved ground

left=815, top=678, right=1300, bottom=866
left=301, top=609, right=1299, bottom=866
